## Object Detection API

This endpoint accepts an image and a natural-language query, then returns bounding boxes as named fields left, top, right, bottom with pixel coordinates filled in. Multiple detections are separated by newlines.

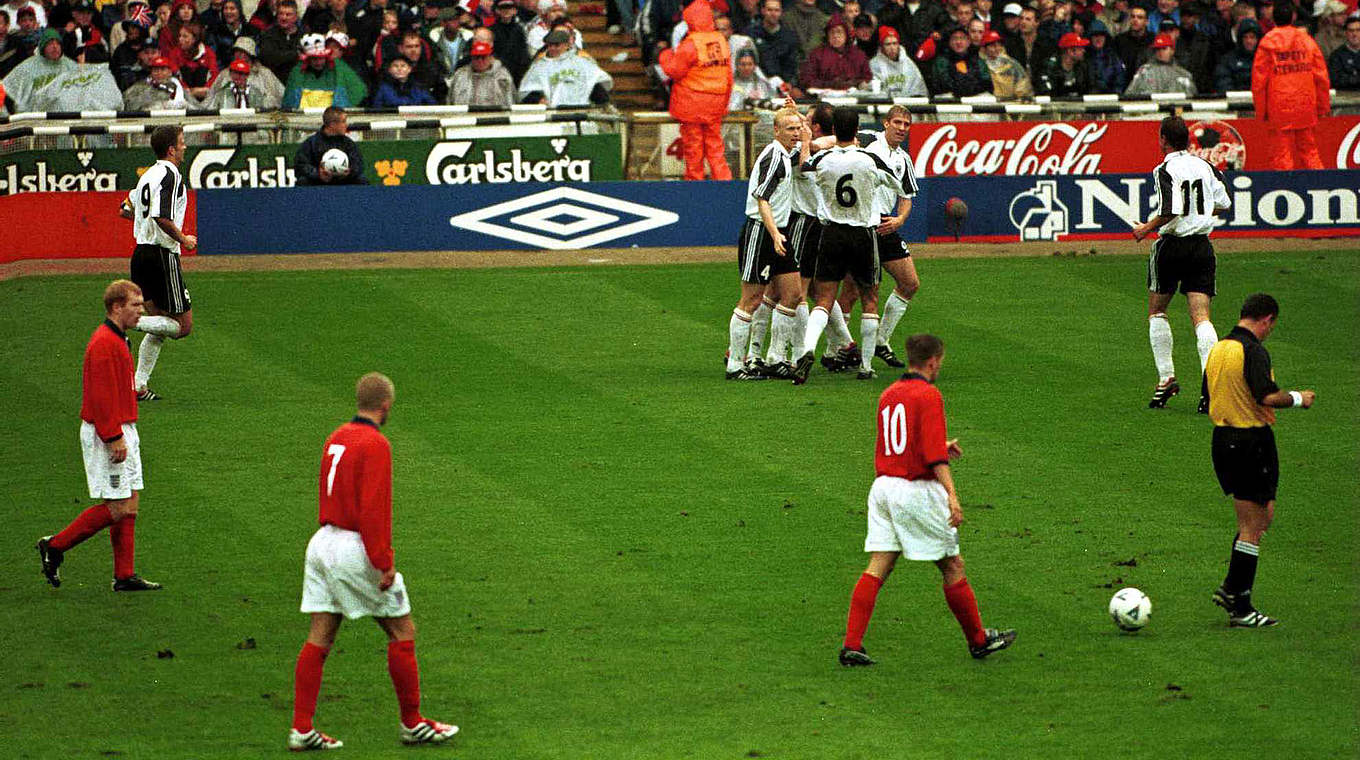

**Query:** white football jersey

left=745, top=140, right=795, bottom=227
left=791, top=143, right=822, bottom=216
left=861, top=131, right=919, bottom=217
left=1154, top=150, right=1229, bottom=237
left=804, top=145, right=907, bottom=228
left=129, top=160, right=188, bottom=252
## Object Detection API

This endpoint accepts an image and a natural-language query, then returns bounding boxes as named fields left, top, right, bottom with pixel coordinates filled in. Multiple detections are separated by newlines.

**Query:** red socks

left=50, top=504, right=115, bottom=552
left=843, top=572, right=884, bottom=650
left=110, top=515, right=136, bottom=580
left=292, top=642, right=330, bottom=732
left=388, top=640, right=422, bottom=727
left=943, top=577, right=987, bottom=648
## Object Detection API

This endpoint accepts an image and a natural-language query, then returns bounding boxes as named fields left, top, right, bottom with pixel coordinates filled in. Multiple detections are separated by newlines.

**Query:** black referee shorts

left=131, top=243, right=192, bottom=314
left=1149, top=233, right=1215, bottom=296
left=815, top=222, right=880, bottom=288
left=789, top=212, right=823, bottom=278
left=1211, top=426, right=1279, bottom=504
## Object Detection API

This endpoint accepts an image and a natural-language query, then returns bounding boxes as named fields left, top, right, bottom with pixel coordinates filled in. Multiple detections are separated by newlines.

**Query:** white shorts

left=300, top=525, right=411, bottom=620
left=80, top=422, right=142, bottom=501
left=864, top=475, right=959, bottom=560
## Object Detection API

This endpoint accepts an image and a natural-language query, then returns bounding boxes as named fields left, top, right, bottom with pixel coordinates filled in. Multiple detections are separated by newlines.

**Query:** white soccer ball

left=321, top=148, right=350, bottom=176
left=1109, top=587, right=1152, bottom=631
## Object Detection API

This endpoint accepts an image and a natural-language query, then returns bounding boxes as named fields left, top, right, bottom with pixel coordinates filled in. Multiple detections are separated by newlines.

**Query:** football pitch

left=2, top=248, right=1357, bottom=759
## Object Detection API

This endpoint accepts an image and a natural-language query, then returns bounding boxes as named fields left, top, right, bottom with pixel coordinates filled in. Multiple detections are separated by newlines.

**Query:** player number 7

left=325, top=444, right=346, bottom=496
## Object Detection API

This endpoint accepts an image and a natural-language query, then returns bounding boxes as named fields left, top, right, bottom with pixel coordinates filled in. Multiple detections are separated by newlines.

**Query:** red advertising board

left=0, top=191, right=197, bottom=263
left=909, top=116, right=1360, bottom=176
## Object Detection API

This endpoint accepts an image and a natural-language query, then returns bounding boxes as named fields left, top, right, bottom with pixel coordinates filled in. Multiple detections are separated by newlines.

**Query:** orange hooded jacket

left=1251, top=24, right=1330, bottom=130
left=659, top=0, right=733, bottom=124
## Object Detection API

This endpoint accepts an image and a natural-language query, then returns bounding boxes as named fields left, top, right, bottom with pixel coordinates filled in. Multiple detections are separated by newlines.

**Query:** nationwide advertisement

left=908, top=116, right=1360, bottom=176
left=0, top=135, right=622, bottom=195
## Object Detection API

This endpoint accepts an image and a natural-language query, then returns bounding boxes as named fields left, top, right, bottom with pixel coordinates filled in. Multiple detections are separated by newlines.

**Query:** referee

left=1203, top=293, right=1315, bottom=628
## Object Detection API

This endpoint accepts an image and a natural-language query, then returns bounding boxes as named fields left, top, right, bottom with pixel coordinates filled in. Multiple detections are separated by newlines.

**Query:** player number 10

left=325, top=444, right=346, bottom=496
left=880, top=403, right=907, bottom=456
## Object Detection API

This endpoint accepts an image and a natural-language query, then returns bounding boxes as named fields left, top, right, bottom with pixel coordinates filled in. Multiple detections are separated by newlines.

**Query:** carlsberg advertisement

left=0, top=134, right=621, bottom=195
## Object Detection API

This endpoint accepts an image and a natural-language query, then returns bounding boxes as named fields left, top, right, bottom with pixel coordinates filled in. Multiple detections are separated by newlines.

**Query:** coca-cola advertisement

left=909, top=116, right=1360, bottom=176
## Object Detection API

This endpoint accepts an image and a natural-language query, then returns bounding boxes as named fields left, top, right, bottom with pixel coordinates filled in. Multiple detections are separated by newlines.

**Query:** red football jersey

left=318, top=418, right=394, bottom=572
left=875, top=374, right=949, bottom=480
left=80, top=320, right=138, bottom=442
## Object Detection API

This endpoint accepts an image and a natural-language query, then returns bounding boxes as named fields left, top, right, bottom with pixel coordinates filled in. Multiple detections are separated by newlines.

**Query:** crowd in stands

left=643, top=0, right=1360, bottom=105
left=0, top=0, right=618, bottom=112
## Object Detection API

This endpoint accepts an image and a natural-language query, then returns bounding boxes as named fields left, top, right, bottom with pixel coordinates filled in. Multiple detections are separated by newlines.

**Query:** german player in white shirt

left=1131, top=116, right=1230, bottom=413
left=861, top=106, right=922, bottom=370
left=119, top=125, right=198, bottom=402
left=792, top=107, right=910, bottom=384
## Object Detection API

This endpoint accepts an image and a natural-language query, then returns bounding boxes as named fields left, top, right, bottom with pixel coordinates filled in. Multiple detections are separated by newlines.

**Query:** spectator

left=391, top=29, right=448, bottom=100
left=1035, top=31, right=1094, bottom=94
left=199, top=0, right=225, bottom=29
left=1113, top=4, right=1152, bottom=73
left=527, top=0, right=582, bottom=53
left=160, top=0, right=199, bottom=54
left=1125, top=31, right=1196, bottom=93
left=3, top=29, right=76, bottom=111
left=283, top=32, right=367, bottom=107
left=660, top=0, right=732, bottom=179
left=370, top=53, right=437, bottom=105
left=931, top=25, right=991, bottom=93
left=149, top=2, right=172, bottom=46
left=206, top=0, right=255, bottom=64
left=1006, top=7, right=1056, bottom=70
left=727, top=46, right=776, bottom=106
left=248, top=0, right=277, bottom=31
left=415, top=1, right=443, bottom=40
left=303, top=0, right=348, bottom=34
left=1147, top=0, right=1180, bottom=33
left=871, top=25, right=929, bottom=94
left=716, top=12, right=757, bottom=67
left=168, top=21, right=218, bottom=100
left=1040, top=0, right=1074, bottom=44
left=3, top=8, right=42, bottom=81
left=325, top=28, right=368, bottom=84
left=1203, top=0, right=1236, bottom=49
left=258, top=0, right=304, bottom=82
left=203, top=56, right=277, bottom=105
left=786, top=0, right=830, bottom=57
left=1312, top=0, right=1348, bottom=57
left=879, top=0, right=951, bottom=52
left=122, top=54, right=189, bottom=108
left=430, top=5, right=473, bottom=79
left=295, top=105, right=367, bottom=184
left=1214, top=17, right=1260, bottom=90
left=980, top=27, right=1033, bottom=97
left=801, top=18, right=871, bottom=89
left=347, top=0, right=389, bottom=60
left=851, top=13, right=878, bottom=58
left=226, top=36, right=286, bottom=105
left=1087, top=19, right=1128, bottom=91
left=2, top=0, right=43, bottom=30
left=976, top=0, right=995, bottom=28
left=1253, top=1, right=1329, bottom=168
left=998, top=2, right=1023, bottom=39
left=372, top=9, right=404, bottom=67
left=835, top=0, right=866, bottom=28
left=1175, top=2, right=1215, bottom=93
left=1329, top=16, right=1360, bottom=89
left=518, top=27, right=611, bottom=104
left=730, top=0, right=759, bottom=32
left=112, top=33, right=156, bottom=89
left=748, top=0, right=800, bottom=92
left=1096, top=0, right=1132, bottom=37
left=63, top=1, right=112, bottom=64
left=953, top=0, right=979, bottom=31
left=489, top=0, right=529, bottom=81
left=645, top=0, right=684, bottom=62
left=448, top=38, right=514, bottom=103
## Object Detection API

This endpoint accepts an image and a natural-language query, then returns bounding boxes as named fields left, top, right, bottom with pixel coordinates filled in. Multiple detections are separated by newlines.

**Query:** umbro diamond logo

left=449, top=188, right=679, bottom=250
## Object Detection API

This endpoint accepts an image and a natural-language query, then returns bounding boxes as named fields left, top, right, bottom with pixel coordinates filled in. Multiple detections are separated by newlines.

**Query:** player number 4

left=325, top=444, right=346, bottom=496
left=880, top=403, right=907, bottom=456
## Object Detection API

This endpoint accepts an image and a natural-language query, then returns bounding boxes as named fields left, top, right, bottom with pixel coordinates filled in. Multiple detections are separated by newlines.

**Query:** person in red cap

left=1035, top=31, right=1094, bottom=94
left=660, top=0, right=733, bottom=180
left=801, top=17, right=872, bottom=89
left=122, top=52, right=190, bottom=108
left=980, top=28, right=1033, bottom=99
left=1252, top=2, right=1330, bottom=169
left=870, top=24, right=929, bottom=96
left=449, top=38, right=516, bottom=106
left=1125, top=30, right=1196, bottom=93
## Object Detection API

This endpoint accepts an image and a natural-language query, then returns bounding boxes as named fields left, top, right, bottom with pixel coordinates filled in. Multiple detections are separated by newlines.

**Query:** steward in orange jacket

left=660, top=0, right=734, bottom=180
left=1251, top=3, right=1331, bottom=169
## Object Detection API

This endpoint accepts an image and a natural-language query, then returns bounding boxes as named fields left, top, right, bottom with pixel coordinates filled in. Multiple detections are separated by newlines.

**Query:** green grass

left=2, top=249, right=1356, bottom=759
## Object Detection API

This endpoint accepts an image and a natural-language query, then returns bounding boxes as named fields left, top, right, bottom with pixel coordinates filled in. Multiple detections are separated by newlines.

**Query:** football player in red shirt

left=288, top=373, right=459, bottom=751
left=37, top=280, right=162, bottom=592
left=839, top=334, right=1016, bottom=665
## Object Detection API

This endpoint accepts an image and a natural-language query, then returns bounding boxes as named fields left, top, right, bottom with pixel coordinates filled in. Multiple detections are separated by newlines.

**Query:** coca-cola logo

left=913, top=123, right=1108, bottom=176
left=1337, top=123, right=1360, bottom=169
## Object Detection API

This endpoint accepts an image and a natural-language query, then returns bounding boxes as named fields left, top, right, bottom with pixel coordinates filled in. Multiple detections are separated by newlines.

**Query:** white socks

left=1195, top=320, right=1218, bottom=373
left=825, top=301, right=853, bottom=355
left=1148, top=313, right=1175, bottom=381
left=878, top=291, right=910, bottom=346
left=767, top=306, right=796, bottom=365
left=727, top=309, right=753, bottom=372
left=136, top=315, right=180, bottom=337
left=795, top=303, right=808, bottom=349
left=748, top=300, right=773, bottom=361
left=860, top=315, right=879, bottom=372
left=802, top=306, right=829, bottom=357
left=135, top=334, right=164, bottom=390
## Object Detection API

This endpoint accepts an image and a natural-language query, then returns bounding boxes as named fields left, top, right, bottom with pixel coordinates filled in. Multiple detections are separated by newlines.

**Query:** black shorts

left=737, top=218, right=775, bottom=284
left=789, top=212, right=823, bottom=278
left=1148, top=234, right=1215, bottom=296
left=878, top=229, right=911, bottom=263
left=130, top=243, right=191, bottom=314
left=814, top=222, right=879, bottom=288
left=1211, top=426, right=1279, bottom=504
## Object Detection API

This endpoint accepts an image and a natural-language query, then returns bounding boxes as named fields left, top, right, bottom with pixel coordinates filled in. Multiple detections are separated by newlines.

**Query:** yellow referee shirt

left=1203, top=326, right=1279, bottom=428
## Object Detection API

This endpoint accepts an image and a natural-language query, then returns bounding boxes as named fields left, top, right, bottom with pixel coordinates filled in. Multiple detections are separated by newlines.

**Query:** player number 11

left=880, top=403, right=908, bottom=456
left=325, top=444, right=346, bottom=496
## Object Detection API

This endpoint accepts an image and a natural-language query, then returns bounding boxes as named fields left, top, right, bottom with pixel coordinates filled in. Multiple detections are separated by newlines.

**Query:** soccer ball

left=1109, top=587, right=1152, bottom=631
left=321, top=148, right=349, bottom=176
